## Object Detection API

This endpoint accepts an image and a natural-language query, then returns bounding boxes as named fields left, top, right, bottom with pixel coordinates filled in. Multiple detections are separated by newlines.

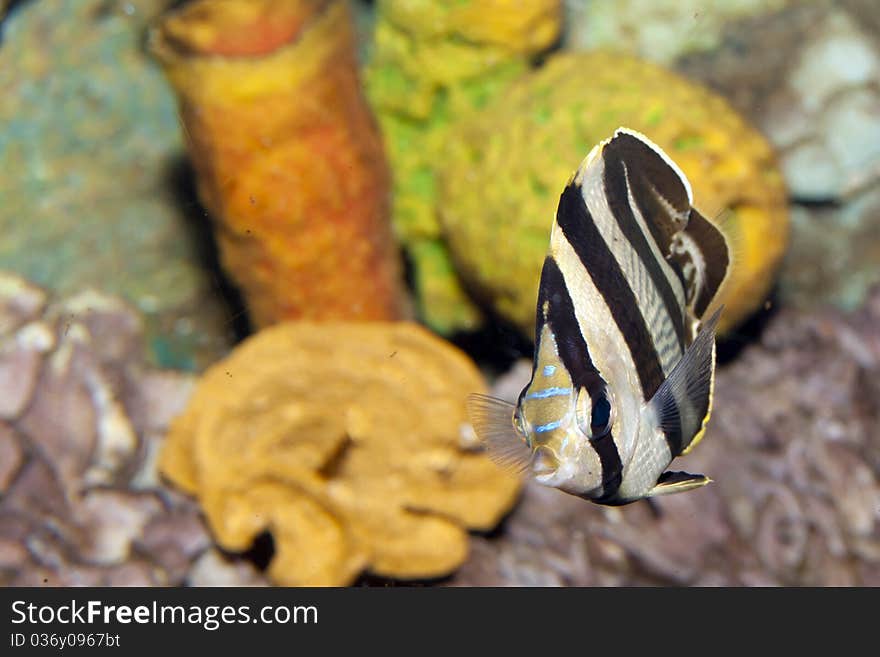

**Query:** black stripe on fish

left=591, top=433, right=624, bottom=503
left=603, top=130, right=692, bottom=218
left=682, top=209, right=730, bottom=318
left=536, top=256, right=604, bottom=392
left=602, top=145, right=687, bottom=356
left=556, top=183, right=667, bottom=401
left=624, top=169, right=685, bottom=258
left=604, top=132, right=693, bottom=305
left=603, top=131, right=729, bottom=334
left=535, top=256, right=623, bottom=493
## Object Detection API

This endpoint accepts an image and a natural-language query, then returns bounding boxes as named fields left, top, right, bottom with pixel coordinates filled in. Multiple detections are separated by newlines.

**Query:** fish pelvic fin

left=466, top=393, right=531, bottom=475
left=647, top=471, right=712, bottom=497
left=649, top=307, right=721, bottom=457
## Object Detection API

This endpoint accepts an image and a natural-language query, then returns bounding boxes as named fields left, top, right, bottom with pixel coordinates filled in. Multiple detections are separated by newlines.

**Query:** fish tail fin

left=698, top=206, right=751, bottom=325
left=649, top=307, right=721, bottom=457
left=682, top=209, right=731, bottom=321
left=466, top=394, right=531, bottom=474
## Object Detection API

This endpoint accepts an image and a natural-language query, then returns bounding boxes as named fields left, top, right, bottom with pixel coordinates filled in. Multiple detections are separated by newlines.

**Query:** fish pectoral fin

left=466, top=393, right=531, bottom=475
left=648, top=307, right=721, bottom=457
left=647, top=471, right=712, bottom=497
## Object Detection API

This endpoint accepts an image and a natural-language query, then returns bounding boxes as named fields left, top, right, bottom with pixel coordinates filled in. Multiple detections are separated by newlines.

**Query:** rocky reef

left=0, top=273, right=265, bottom=585
left=676, top=0, right=880, bottom=314
left=160, top=320, right=520, bottom=585
left=678, top=0, right=880, bottom=203
left=5, top=273, right=877, bottom=587
left=565, top=0, right=788, bottom=65
left=451, top=288, right=880, bottom=586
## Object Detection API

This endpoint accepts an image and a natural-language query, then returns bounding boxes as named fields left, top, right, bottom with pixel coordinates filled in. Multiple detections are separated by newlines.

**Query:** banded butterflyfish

left=468, top=128, right=730, bottom=505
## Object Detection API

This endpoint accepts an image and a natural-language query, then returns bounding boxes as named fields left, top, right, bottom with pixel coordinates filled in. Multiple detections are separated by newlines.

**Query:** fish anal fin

left=647, top=471, right=712, bottom=497
left=680, top=413, right=710, bottom=456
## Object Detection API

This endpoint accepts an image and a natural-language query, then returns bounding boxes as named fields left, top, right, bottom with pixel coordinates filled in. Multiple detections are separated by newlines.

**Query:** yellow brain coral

left=439, top=51, right=790, bottom=337
left=160, top=321, right=520, bottom=585
left=365, top=0, right=563, bottom=335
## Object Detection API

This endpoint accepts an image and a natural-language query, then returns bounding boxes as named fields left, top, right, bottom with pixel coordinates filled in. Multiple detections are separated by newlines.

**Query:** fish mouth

left=532, top=446, right=585, bottom=491
left=531, top=446, right=560, bottom=481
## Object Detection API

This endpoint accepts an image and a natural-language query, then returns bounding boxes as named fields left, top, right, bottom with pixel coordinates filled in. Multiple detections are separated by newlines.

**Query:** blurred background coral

left=150, top=0, right=408, bottom=328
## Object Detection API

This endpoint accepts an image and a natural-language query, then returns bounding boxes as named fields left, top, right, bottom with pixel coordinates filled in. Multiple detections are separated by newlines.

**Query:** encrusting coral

left=160, top=321, right=521, bottom=586
left=439, top=51, right=790, bottom=337
left=150, top=0, right=406, bottom=328
left=365, top=0, right=563, bottom=335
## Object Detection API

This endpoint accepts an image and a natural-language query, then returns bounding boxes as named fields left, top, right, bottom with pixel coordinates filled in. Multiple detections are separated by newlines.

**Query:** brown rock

left=0, top=277, right=249, bottom=586
left=187, top=549, right=269, bottom=587
left=0, top=322, right=53, bottom=420
left=0, top=273, right=47, bottom=337
left=0, top=423, right=23, bottom=492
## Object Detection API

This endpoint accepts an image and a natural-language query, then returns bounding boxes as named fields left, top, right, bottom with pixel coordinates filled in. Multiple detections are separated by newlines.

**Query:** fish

left=467, top=128, right=730, bottom=505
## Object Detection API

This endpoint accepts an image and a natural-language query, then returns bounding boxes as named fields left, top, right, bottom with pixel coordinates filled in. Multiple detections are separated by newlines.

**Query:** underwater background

left=0, top=0, right=878, bottom=586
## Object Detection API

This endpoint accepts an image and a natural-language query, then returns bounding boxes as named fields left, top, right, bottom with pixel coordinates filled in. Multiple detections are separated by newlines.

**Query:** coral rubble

left=0, top=273, right=266, bottom=585
left=161, top=321, right=521, bottom=585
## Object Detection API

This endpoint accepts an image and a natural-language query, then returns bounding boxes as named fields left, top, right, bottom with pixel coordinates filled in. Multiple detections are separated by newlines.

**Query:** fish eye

left=590, top=396, right=613, bottom=438
left=577, top=387, right=613, bottom=440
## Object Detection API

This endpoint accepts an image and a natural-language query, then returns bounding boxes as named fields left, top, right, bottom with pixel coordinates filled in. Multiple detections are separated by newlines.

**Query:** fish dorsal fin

left=647, top=471, right=712, bottom=497
left=600, top=129, right=730, bottom=339
left=466, top=393, right=531, bottom=474
left=601, top=128, right=693, bottom=252
left=648, top=307, right=721, bottom=458
left=575, top=128, right=696, bottom=384
left=670, top=208, right=731, bottom=326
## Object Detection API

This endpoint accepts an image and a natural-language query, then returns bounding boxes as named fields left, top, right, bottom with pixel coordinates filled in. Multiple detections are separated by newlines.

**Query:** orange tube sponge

left=150, top=0, right=406, bottom=327
left=160, top=321, right=520, bottom=585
